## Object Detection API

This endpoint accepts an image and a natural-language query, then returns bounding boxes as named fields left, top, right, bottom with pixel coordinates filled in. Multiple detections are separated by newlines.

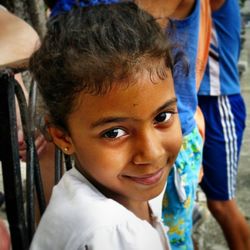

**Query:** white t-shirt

left=30, top=168, right=170, bottom=250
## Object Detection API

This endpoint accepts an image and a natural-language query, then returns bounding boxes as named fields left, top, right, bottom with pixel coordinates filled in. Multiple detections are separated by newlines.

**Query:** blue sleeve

left=51, top=0, right=120, bottom=17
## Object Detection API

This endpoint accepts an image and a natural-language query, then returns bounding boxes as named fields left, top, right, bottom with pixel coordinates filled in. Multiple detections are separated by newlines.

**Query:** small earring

left=64, top=147, right=69, bottom=152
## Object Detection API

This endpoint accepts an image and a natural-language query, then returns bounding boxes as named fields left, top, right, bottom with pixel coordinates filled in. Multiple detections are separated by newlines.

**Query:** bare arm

left=209, top=0, right=226, bottom=12
left=0, top=9, right=40, bottom=66
left=135, top=0, right=195, bottom=27
left=135, top=0, right=196, bottom=19
left=172, top=0, right=196, bottom=20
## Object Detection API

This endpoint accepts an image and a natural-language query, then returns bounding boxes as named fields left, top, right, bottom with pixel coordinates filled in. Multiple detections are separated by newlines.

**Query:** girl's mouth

left=124, top=168, right=165, bottom=185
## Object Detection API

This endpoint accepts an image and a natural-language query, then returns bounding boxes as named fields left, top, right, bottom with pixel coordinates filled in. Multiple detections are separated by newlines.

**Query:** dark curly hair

left=30, top=2, right=181, bottom=130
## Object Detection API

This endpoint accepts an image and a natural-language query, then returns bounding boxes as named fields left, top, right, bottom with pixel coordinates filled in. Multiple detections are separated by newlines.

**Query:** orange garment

left=196, top=0, right=211, bottom=90
left=195, top=0, right=211, bottom=142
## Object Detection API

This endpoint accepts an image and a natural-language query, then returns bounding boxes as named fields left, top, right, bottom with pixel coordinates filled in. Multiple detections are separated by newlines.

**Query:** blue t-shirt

left=169, top=0, right=200, bottom=135
left=198, top=0, right=241, bottom=96
left=51, top=0, right=119, bottom=16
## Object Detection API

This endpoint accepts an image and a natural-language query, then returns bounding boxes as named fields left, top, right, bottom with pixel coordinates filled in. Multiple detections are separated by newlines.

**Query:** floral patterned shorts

left=162, top=126, right=203, bottom=250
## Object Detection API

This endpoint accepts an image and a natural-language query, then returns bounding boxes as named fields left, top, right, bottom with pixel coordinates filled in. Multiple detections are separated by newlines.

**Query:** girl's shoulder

left=31, top=168, right=166, bottom=249
left=50, top=168, right=148, bottom=230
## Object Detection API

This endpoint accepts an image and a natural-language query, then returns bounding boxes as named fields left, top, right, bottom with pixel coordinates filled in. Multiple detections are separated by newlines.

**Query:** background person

left=198, top=0, right=250, bottom=249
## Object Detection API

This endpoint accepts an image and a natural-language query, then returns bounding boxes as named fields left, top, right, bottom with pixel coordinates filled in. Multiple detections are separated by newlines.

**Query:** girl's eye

left=154, top=112, right=172, bottom=124
left=102, top=128, right=126, bottom=139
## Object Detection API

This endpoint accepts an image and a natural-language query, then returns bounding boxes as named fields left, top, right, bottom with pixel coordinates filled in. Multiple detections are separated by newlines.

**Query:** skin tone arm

left=0, top=9, right=40, bottom=66
left=0, top=8, right=33, bottom=104
left=135, top=0, right=195, bottom=27
left=171, top=0, right=196, bottom=19
left=209, top=0, right=225, bottom=11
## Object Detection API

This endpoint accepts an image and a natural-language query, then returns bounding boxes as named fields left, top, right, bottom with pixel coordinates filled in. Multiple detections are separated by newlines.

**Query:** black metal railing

left=0, top=63, right=72, bottom=249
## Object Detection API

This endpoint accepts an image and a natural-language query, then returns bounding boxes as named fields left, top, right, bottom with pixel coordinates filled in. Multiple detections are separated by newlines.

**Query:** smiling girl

left=29, top=2, right=184, bottom=249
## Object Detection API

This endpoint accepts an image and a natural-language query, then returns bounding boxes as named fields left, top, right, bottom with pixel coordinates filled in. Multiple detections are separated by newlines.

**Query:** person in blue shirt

left=198, top=0, right=250, bottom=249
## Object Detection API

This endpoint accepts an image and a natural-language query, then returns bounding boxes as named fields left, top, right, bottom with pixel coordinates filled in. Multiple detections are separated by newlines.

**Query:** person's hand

left=18, top=129, right=48, bottom=162
left=0, top=219, right=10, bottom=250
left=194, top=106, right=205, bottom=142
left=198, top=166, right=204, bottom=183
left=14, top=74, right=47, bottom=161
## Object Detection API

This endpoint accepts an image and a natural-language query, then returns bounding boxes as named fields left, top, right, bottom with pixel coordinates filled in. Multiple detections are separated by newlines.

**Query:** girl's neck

left=76, top=165, right=153, bottom=224
left=119, top=199, right=153, bottom=225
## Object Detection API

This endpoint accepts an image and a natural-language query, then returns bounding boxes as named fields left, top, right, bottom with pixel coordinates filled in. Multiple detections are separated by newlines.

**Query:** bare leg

left=207, top=199, right=250, bottom=250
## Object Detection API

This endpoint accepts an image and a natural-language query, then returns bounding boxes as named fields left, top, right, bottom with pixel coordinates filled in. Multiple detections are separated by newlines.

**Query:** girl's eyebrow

left=90, top=97, right=177, bottom=128
left=154, top=97, right=177, bottom=115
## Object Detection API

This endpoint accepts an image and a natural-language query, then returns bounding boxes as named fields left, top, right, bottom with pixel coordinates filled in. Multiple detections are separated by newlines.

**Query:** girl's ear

left=47, top=126, right=75, bottom=155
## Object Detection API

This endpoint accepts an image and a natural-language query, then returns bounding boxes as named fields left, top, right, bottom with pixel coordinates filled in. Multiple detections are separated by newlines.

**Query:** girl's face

left=51, top=69, right=182, bottom=211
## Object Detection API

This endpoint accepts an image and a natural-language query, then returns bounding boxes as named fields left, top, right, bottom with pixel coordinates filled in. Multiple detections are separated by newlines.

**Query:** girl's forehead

left=79, top=66, right=173, bottom=98
left=74, top=69, right=174, bottom=112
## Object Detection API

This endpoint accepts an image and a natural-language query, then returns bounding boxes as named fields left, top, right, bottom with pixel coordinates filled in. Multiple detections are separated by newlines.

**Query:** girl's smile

left=122, top=167, right=165, bottom=186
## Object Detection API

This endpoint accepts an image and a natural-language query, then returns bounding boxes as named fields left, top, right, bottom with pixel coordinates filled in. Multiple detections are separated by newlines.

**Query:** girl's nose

left=132, top=131, right=165, bottom=165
